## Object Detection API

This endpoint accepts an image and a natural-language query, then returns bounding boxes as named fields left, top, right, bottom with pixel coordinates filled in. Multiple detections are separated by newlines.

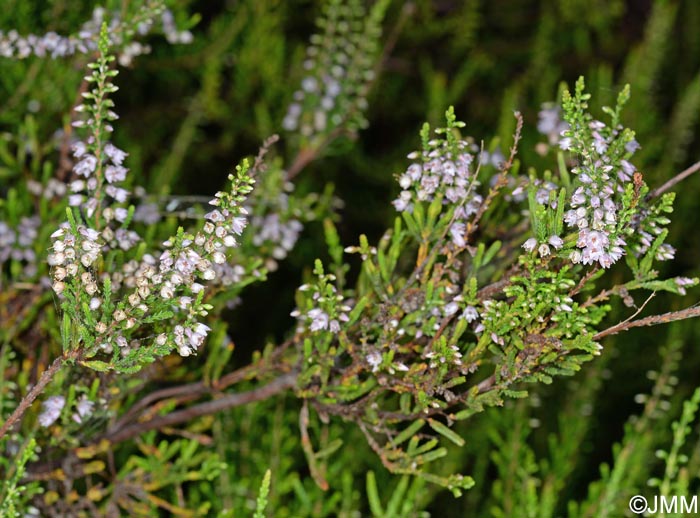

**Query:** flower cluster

left=281, top=0, right=385, bottom=139
left=536, top=103, right=570, bottom=146
left=44, top=26, right=257, bottom=366
left=282, top=71, right=347, bottom=135
left=393, top=137, right=482, bottom=248
left=291, top=281, right=350, bottom=334
left=37, top=394, right=95, bottom=427
left=630, top=202, right=677, bottom=261
left=251, top=213, right=303, bottom=267
left=522, top=235, right=565, bottom=258
left=560, top=117, right=640, bottom=268
left=0, top=216, right=40, bottom=277
left=0, top=5, right=191, bottom=66
left=69, top=140, right=133, bottom=224
left=26, top=179, right=68, bottom=200
left=160, top=10, right=194, bottom=45
left=48, top=225, right=102, bottom=296
left=510, top=176, right=559, bottom=206
left=37, top=396, right=65, bottom=427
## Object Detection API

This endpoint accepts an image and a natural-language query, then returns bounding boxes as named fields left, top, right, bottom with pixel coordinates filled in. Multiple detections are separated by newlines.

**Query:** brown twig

left=646, top=160, right=700, bottom=200
left=0, top=353, right=70, bottom=440
left=103, top=373, right=297, bottom=444
left=593, top=305, right=700, bottom=341
left=112, top=338, right=294, bottom=430
left=470, top=111, right=524, bottom=232
left=569, top=265, right=601, bottom=298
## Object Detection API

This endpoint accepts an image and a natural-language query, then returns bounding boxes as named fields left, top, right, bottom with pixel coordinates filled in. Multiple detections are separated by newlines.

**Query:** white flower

left=522, top=238, right=538, bottom=252
left=461, top=305, right=479, bottom=323
left=230, top=217, right=247, bottom=235
left=443, top=301, right=459, bottom=317
left=72, top=141, right=87, bottom=158
left=205, top=210, right=225, bottom=223
left=38, top=396, right=65, bottom=427
left=105, top=186, right=129, bottom=202
left=307, top=308, right=329, bottom=332
left=548, top=235, right=564, bottom=249
left=105, top=165, right=127, bottom=183
left=160, top=284, right=175, bottom=299
left=79, top=227, right=100, bottom=241
left=74, top=155, right=97, bottom=177
left=185, top=323, right=210, bottom=350
left=104, top=142, right=127, bottom=165
left=366, top=351, right=382, bottom=372
left=72, top=396, right=95, bottom=424
left=114, top=208, right=128, bottom=222
left=450, top=222, right=466, bottom=248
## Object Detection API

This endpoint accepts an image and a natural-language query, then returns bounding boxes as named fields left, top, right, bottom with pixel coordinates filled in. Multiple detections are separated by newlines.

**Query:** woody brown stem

left=0, top=355, right=66, bottom=440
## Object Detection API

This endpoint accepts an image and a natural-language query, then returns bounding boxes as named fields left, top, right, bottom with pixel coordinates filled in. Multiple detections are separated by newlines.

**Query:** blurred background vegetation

left=1, top=0, right=699, bottom=515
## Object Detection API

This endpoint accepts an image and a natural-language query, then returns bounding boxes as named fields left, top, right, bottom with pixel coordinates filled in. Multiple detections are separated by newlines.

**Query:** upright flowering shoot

left=393, top=107, right=483, bottom=251
left=282, top=0, right=389, bottom=146
left=48, top=25, right=256, bottom=372
left=556, top=79, right=638, bottom=268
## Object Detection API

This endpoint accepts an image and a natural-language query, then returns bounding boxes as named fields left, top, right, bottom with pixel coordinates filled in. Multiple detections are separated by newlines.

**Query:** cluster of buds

left=49, top=225, right=102, bottom=296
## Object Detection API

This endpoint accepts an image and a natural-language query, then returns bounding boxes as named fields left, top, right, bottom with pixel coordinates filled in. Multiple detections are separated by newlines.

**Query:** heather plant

left=1, top=1, right=700, bottom=517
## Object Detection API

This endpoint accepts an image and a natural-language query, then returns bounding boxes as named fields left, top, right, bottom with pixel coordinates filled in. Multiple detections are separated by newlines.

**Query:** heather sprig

left=49, top=29, right=257, bottom=372
left=0, top=1, right=192, bottom=66
left=393, top=107, right=484, bottom=254
left=282, top=0, right=390, bottom=146
left=1, top=4, right=700, bottom=515
left=286, top=94, right=697, bottom=493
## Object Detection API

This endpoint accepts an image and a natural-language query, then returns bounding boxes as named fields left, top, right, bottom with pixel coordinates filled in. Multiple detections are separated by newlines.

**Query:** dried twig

left=104, top=373, right=297, bottom=444
left=647, top=160, right=700, bottom=200
left=0, top=351, right=78, bottom=440
left=593, top=305, right=700, bottom=340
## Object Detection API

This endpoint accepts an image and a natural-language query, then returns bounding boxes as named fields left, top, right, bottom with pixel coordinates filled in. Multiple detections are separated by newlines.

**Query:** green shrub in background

left=1, top=1, right=699, bottom=516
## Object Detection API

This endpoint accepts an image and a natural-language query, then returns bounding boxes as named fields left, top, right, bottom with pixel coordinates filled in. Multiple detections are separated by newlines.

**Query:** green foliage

left=1, top=1, right=699, bottom=517
left=0, top=438, right=40, bottom=518
left=253, top=469, right=272, bottom=518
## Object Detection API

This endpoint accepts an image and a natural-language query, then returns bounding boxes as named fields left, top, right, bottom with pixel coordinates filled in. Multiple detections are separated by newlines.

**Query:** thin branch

left=0, top=354, right=67, bottom=440
left=470, top=111, right=524, bottom=231
left=593, top=305, right=700, bottom=341
left=613, top=292, right=656, bottom=329
left=569, top=265, right=601, bottom=297
left=647, top=160, right=700, bottom=200
left=103, top=373, right=297, bottom=444
left=112, top=338, right=294, bottom=430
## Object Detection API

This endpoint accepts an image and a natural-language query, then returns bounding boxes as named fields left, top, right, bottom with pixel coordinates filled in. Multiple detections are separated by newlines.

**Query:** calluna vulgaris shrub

left=1, top=1, right=700, bottom=517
